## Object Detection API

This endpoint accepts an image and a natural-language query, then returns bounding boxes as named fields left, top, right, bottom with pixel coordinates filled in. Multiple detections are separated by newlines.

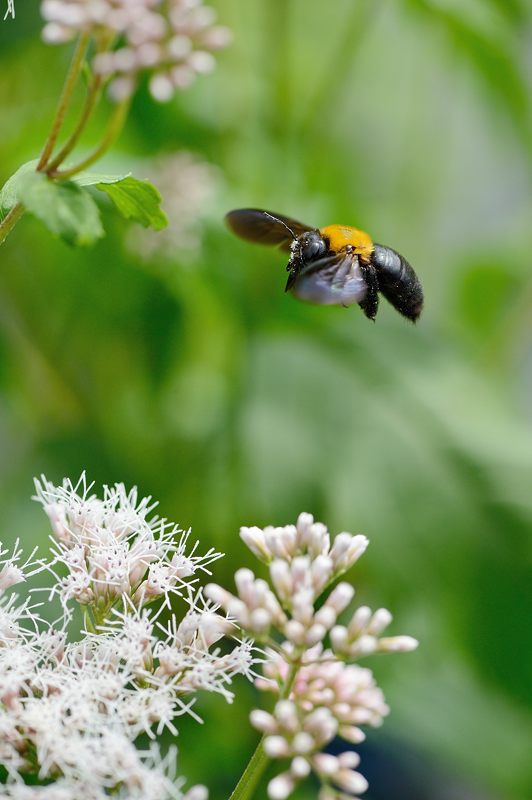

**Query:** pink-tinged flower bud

left=203, top=583, right=226, bottom=604
left=335, top=768, right=369, bottom=795
left=330, top=624, right=348, bottom=650
left=270, top=559, right=292, bottom=600
left=291, top=555, right=310, bottom=587
left=339, top=724, right=366, bottom=744
left=227, top=597, right=248, bottom=623
left=268, top=772, right=295, bottom=800
left=250, top=608, right=271, bottom=634
left=305, top=624, right=327, bottom=647
left=291, top=590, right=314, bottom=625
left=326, top=582, right=355, bottom=613
left=264, top=736, right=291, bottom=758
left=275, top=700, right=299, bottom=730
left=304, top=707, right=338, bottom=742
left=338, top=751, right=361, bottom=769
left=348, top=605, right=372, bottom=637
left=184, top=786, right=209, bottom=800
left=378, top=635, right=419, bottom=652
left=367, top=608, right=392, bottom=635
left=311, top=555, right=333, bottom=593
left=350, top=634, right=378, bottom=656
left=331, top=533, right=369, bottom=573
left=314, top=605, right=337, bottom=629
left=109, top=76, right=136, bottom=102
left=44, top=502, right=71, bottom=543
left=234, top=567, right=255, bottom=599
left=292, top=731, right=314, bottom=754
left=295, top=512, right=315, bottom=547
left=284, top=619, right=306, bottom=645
left=308, top=526, right=330, bottom=559
left=188, top=50, right=216, bottom=74
left=250, top=709, right=277, bottom=733
left=149, top=73, right=175, bottom=102
left=240, top=526, right=272, bottom=562
left=313, top=752, right=339, bottom=776
left=290, top=757, right=311, bottom=778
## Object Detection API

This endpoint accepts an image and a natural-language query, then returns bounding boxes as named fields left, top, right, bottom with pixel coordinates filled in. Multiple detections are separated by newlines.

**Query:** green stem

left=37, top=32, right=91, bottom=171
left=228, top=734, right=269, bottom=800
left=229, top=661, right=299, bottom=800
left=49, top=96, right=130, bottom=179
left=0, top=202, right=24, bottom=245
left=45, top=74, right=104, bottom=173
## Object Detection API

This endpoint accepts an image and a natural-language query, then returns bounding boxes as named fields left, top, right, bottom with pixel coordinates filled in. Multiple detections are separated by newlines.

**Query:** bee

left=225, top=208, right=423, bottom=321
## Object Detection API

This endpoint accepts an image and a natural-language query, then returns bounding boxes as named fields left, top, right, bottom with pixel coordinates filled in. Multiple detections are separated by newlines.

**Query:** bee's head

left=295, top=230, right=328, bottom=264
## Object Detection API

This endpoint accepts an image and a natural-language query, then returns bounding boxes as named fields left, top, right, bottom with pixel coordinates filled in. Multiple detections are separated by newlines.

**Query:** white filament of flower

left=0, top=474, right=258, bottom=799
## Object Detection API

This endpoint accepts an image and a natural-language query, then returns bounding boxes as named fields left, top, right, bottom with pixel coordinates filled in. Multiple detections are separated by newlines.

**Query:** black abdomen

left=372, top=244, right=423, bottom=322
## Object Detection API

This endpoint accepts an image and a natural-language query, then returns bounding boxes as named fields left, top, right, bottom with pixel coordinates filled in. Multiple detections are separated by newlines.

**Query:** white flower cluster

left=33, top=473, right=220, bottom=619
left=206, top=513, right=419, bottom=800
left=40, top=0, right=232, bottom=101
left=127, top=152, right=221, bottom=262
left=0, top=475, right=256, bottom=798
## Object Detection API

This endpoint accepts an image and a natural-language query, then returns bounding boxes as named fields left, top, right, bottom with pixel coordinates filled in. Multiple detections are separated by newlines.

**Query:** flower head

left=126, top=152, right=221, bottom=262
left=34, top=473, right=221, bottom=618
left=1, top=475, right=258, bottom=797
left=40, top=0, right=232, bottom=101
left=206, top=513, right=418, bottom=799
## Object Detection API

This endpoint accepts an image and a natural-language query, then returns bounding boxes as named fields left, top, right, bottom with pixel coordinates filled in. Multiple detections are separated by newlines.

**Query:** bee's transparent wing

left=289, top=253, right=368, bottom=307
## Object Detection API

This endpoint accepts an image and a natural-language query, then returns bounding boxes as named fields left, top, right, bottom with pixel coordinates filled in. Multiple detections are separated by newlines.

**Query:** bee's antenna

left=263, top=211, right=297, bottom=241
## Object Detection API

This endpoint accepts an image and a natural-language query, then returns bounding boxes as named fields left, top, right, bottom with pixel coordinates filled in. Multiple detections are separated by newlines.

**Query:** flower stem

left=45, top=73, right=104, bottom=173
left=228, top=661, right=299, bottom=800
left=49, top=96, right=130, bottom=179
left=0, top=202, right=24, bottom=245
left=228, top=734, right=269, bottom=800
left=37, top=32, right=91, bottom=171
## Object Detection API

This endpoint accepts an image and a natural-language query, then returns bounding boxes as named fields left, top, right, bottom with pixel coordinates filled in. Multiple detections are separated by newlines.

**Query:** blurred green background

left=1, top=1, right=531, bottom=798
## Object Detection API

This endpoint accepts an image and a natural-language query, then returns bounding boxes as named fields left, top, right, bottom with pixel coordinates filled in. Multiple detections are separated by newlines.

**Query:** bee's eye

left=301, top=237, right=326, bottom=262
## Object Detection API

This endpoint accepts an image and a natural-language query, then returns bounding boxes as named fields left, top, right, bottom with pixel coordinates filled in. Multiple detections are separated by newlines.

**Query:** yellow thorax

left=319, top=225, right=374, bottom=263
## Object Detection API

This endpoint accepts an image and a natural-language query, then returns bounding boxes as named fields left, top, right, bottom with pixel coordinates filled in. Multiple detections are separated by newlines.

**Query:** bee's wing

left=288, top=252, right=370, bottom=310
left=225, top=208, right=313, bottom=253
left=285, top=253, right=341, bottom=290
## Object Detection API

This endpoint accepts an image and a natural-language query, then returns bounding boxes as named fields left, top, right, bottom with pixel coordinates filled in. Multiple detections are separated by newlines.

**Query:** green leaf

left=72, top=170, right=130, bottom=187
left=95, top=176, right=168, bottom=230
left=17, top=171, right=104, bottom=247
left=0, top=159, right=38, bottom=215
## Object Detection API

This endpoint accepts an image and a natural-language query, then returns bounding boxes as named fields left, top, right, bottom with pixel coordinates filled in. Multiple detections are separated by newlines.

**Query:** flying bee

left=225, top=208, right=423, bottom=321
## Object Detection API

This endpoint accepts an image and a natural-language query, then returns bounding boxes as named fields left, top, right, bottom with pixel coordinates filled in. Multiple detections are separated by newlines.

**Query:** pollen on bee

left=320, top=224, right=374, bottom=263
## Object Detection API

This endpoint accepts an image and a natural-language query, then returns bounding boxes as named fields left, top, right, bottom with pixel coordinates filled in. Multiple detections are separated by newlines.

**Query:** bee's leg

left=284, top=256, right=300, bottom=292
left=359, top=262, right=379, bottom=320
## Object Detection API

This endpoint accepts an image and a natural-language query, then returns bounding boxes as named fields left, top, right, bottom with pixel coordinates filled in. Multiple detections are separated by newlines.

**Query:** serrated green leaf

left=95, top=176, right=168, bottom=230
left=72, top=170, right=130, bottom=187
left=0, top=160, right=129, bottom=219
left=17, top=171, right=104, bottom=247
left=0, top=159, right=39, bottom=215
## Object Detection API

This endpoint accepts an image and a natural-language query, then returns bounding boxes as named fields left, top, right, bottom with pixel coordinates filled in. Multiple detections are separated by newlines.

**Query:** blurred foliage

left=0, top=1, right=532, bottom=799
